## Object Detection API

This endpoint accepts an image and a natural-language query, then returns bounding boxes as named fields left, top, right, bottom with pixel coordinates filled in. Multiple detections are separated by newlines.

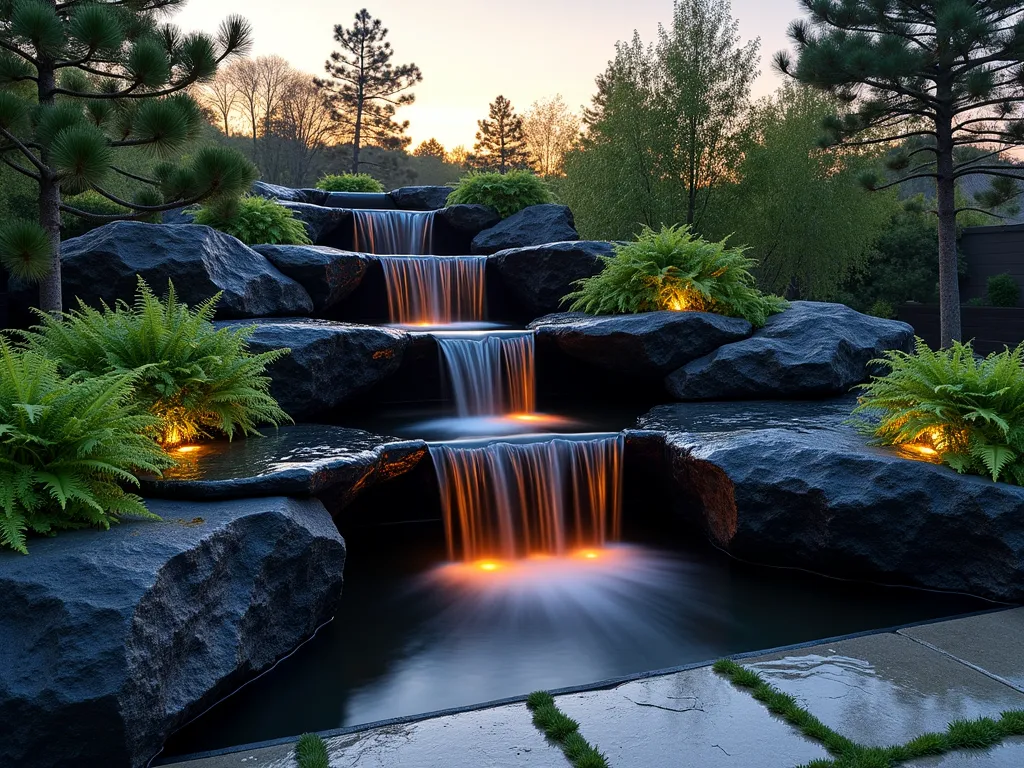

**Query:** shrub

left=854, top=339, right=1024, bottom=485
left=61, top=191, right=129, bottom=239
left=987, top=273, right=1020, bottom=308
left=315, top=173, right=385, bottom=193
left=24, top=279, right=292, bottom=446
left=564, top=225, right=788, bottom=327
left=295, top=733, right=329, bottom=768
left=966, top=296, right=988, bottom=307
left=446, top=170, right=554, bottom=218
left=191, top=196, right=311, bottom=246
left=0, top=339, right=173, bottom=553
left=868, top=300, right=896, bottom=319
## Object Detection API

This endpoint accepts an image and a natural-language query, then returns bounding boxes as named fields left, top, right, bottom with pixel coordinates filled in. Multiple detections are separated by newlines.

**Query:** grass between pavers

left=713, top=659, right=1024, bottom=768
left=295, top=732, right=330, bottom=768
left=527, top=691, right=611, bottom=768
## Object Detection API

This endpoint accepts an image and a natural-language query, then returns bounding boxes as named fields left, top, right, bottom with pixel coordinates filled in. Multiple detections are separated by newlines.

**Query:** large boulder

left=253, top=245, right=369, bottom=315
left=390, top=186, right=454, bottom=211
left=222, top=319, right=410, bottom=421
left=665, top=302, right=915, bottom=400
left=57, top=222, right=313, bottom=319
left=142, top=425, right=427, bottom=512
left=641, top=399, right=1024, bottom=602
left=531, top=311, right=753, bottom=376
left=0, top=496, right=346, bottom=768
left=471, top=204, right=579, bottom=255
left=251, top=180, right=307, bottom=203
left=278, top=201, right=354, bottom=248
left=491, top=241, right=612, bottom=319
left=435, top=204, right=501, bottom=236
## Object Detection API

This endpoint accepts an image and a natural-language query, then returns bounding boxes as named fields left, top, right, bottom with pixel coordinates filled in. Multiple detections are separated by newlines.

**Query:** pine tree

left=472, top=95, right=531, bottom=174
left=317, top=9, right=422, bottom=175
left=414, top=137, right=446, bottom=159
left=776, top=0, right=1024, bottom=347
left=0, top=0, right=258, bottom=313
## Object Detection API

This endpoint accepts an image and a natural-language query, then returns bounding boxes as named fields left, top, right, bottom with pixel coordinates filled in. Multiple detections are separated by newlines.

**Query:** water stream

left=353, top=210, right=436, bottom=255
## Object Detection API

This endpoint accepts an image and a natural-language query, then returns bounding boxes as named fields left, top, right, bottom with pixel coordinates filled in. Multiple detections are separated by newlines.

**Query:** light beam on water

left=430, top=433, right=623, bottom=561
left=353, top=210, right=435, bottom=255
left=380, top=256, right=488, bottom=325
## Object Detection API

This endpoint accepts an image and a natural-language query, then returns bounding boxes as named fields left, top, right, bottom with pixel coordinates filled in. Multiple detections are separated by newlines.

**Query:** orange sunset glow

left=172, top=0, right=800, bottom=149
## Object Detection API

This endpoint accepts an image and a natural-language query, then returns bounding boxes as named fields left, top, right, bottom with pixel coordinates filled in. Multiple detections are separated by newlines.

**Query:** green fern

left=854, top=339, right=1024, bottom=484
left=191, top=195, right=311, bottom=246
left=0, top=338, right=173, bottom=553
left=23, top=278, right=292, bottom=446
left=564, top=225, right=788, bottom=327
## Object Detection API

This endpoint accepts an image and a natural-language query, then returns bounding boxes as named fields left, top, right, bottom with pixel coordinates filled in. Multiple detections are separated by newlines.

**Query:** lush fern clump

left=0, top=339, right=173, bottom=553
left=191, top=196, right=311, bottom=246
left=315, top=173, right=385, bottom=193
left=854, top=339, right=1024, bottom=485
left=446, top=170, right=554, bottom=218
left=564, top=225, right=788, bottom=327
left=24, top=279, right=292, bottom=446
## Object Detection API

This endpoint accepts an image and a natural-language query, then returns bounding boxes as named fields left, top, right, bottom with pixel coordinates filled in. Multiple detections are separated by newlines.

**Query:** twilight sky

left=173, top=0, right=804, bottom=149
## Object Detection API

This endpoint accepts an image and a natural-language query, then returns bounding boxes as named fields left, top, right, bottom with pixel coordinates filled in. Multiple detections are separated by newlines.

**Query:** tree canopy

left=472, top=95, right=531, bottom=174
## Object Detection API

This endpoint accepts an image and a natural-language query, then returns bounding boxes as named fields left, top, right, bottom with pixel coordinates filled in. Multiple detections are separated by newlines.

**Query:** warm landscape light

left=477, top=560, right=501, bottom=572
left=176, top=445, right=200, bottom=454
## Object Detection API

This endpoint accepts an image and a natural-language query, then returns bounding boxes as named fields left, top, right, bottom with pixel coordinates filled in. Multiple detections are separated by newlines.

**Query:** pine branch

left=0, top=155, right=41, bottom=181
left=0, top=126, right=46, bottom=174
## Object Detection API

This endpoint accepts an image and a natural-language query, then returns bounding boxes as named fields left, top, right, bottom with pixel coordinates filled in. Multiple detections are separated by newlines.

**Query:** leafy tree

left=414, top=137, right=446, bottom=159
left=317, top=8, right=422, bottom=174
left=776, top=0, right=1024, bottom=346
left=705, top=84, right=898, bottom=298
left=561, top=0, right=759, bottom=237
left=0, top=0, right=257, bottom=313
left=472, top=95, right=531, bottom=174
left=522, top=94, right=580, bottom=177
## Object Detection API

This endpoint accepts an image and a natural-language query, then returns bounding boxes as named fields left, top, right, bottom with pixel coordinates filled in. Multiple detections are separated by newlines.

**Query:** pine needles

left=854, top=339, right=1024, bottom=485
left=24, top=278, right=292, bottom=446
left=0, top=338, right=173, bottom=554
left=563, top=225, right=788, bottom=327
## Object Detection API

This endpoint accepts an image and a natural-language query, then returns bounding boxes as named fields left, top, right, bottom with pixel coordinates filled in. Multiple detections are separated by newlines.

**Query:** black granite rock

left=390, top=186, right=454, bottom=211
left=56, top=222, right=313, bottom=319
left=436, top=204, right=502, bottom=236
left=221, top=319, right=410, bottom=421
left=471, top=204, right=579, bottom=255
left=531, top=311, right=753, bottom=376
left=665, top=302, right=915, bottom=400
left=253, top=245, right=369, bottom=314
left=143, top=425, right=427, bottom=512
left=278, top=202, right=354, bottom=248
left=491, top=241, right=612, bottom=319
left=0, top=496, right=345, bottom=768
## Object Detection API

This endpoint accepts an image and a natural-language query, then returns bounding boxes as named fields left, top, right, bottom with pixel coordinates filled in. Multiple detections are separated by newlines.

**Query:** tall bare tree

left=273, top=76, right=338, bottom=185
left=523, top=95, right=581, bottom=176
left=318, top=9, right=422, bottom=174
left=198, top=77, right=240, bottom=136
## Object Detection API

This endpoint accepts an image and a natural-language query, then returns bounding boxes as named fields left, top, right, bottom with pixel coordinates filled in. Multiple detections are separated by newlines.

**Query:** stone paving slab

left=899, top=609, right=1024, bottom=693
left=907, top=737, right=1024, bottom=767
left=745, top=632, right=1024, bottom=748
left=554, top=665, right=829, bottom=767
left=161, top=703, right=567, bottom=768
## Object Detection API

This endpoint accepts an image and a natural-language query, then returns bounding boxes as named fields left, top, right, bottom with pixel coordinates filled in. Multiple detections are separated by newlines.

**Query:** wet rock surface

left=531, top=310, right=753, bottom=376
left=390, top=186, right=454, bottom=211
left=143, top=425, right=427, bottom=509
left=0, top=496, right=345, bottom=768
left=219, top=319, right=410, bottom=421
left=642, top=398, right=1024, bottom=601
left=492, top=241, right=612, bottom=319
left=471, top=204, right=579, bottom=255
left=278, top=202, right=354, bottom=248
left=253, top=245, right=369, bottom=314
left=665, top=302, right=915, bottom=400
left=55, top=222, right=313, bottom=319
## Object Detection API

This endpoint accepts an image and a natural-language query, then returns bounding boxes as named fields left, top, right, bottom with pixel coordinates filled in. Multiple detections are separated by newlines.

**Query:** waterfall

left=379, top=256, right=488, bottom=325
left=430, top=434, right=624, bottom=561
left=353, top=210, right=435, bottom=255
left=435, top=332, right=535, bottom=417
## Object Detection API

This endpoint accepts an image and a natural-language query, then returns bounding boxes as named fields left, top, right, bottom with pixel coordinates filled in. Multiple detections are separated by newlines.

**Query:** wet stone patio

left=161, top=607, right=1024, bottom=768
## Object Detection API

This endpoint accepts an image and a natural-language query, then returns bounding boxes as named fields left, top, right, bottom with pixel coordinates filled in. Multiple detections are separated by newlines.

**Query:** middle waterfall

left=379, top=256, right=488, bottom=326
left=435, top=332, right=536, bottom=418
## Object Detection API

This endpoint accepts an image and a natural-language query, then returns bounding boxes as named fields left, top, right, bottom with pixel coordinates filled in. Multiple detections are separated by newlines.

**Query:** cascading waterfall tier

left=430, top=434, right=624, bottom=561
left=379, top=256, right=488, bottom=325
left=435, top=332, right=535, bottom=417
left=353, top=210, right=436, bottom=255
